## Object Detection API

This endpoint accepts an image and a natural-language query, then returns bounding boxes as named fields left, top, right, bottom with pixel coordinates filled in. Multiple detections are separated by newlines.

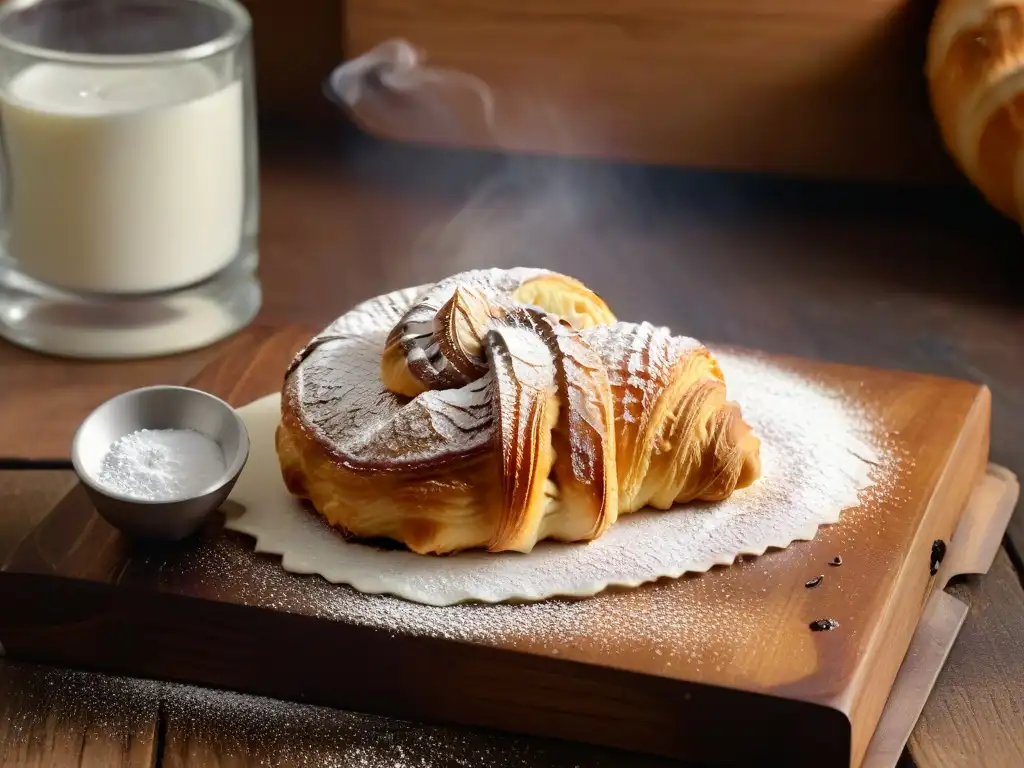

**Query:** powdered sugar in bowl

left=72, top=386, right=249, bottom=542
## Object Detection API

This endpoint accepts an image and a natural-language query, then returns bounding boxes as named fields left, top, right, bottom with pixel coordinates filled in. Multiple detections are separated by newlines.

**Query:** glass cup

left=0, top=0, right=260, bottom=359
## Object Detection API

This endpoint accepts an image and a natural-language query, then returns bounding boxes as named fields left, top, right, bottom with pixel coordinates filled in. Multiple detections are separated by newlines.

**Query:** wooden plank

left=184, top=324, right=311, bottom=407
left=0, top=341, right=220, bottom=462
left=0, top=656, right=661, bottom=767
left=0, top=661, right=157, bottom=768
left=909, top=550, right=1024, bottom=768
left=0, top=325, right=304, bottom=463
left=157, top=680, right=667, bottom=768
left=4, top=563, right=1020, bottom=768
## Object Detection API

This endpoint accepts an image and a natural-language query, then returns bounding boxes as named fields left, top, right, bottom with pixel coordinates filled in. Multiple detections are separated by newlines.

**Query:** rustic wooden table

left=1, top=122, right=1022, bottom=767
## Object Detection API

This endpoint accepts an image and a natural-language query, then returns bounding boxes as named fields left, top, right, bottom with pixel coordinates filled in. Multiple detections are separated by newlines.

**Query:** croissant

left=926, top=0, right=1024, bottom=221
left=276, top=268, right=761, bottom=555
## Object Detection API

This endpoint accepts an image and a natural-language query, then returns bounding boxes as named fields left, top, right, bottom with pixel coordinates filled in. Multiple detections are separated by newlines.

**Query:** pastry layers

left=277, top=268, right=761, bottom=555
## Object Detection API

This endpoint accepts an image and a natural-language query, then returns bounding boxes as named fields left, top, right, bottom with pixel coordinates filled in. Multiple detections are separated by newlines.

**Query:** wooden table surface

left=1, top=119, right=1022, bottom=767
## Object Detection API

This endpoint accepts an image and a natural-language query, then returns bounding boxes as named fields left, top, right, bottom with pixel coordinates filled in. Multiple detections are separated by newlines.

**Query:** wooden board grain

left=0, top=326, right=996, bottom=767
left=343, top=0, right=956, bottom=183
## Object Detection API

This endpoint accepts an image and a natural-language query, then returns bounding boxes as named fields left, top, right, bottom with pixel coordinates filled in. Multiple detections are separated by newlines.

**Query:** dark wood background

left=242, top=0, right=962, bottom=183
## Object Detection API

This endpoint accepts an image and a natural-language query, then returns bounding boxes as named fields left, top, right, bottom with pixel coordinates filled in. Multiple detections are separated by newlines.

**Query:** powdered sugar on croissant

left=277, top=268, right=761, bottom=555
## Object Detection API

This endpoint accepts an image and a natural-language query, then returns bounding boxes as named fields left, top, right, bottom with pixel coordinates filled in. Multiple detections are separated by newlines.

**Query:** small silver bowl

left=71, top=385, right=250, bottom=542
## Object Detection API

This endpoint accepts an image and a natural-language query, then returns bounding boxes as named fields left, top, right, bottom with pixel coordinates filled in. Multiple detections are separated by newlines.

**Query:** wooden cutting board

left=0, top=325, right=1000, bottom=767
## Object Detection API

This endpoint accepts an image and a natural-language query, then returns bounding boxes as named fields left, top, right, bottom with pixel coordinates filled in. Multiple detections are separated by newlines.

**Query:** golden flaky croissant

left=927, top=0, right=1024, bottom=221
left=276, top=268, right=761, bottom=555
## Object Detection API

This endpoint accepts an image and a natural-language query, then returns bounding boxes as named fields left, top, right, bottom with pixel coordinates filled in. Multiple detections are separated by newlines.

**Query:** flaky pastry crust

left=277, top=268, right=760, bottom=555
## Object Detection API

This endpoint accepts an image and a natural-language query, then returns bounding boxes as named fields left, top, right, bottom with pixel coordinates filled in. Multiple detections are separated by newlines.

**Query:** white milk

left=0, top=62, right=244, bottom=294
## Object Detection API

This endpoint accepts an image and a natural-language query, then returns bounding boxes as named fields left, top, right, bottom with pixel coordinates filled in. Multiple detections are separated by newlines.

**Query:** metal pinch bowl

left=71, top=386, right=250, bottom=542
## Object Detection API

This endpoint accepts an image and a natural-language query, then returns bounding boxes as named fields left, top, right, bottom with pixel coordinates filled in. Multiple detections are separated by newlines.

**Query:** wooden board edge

left=846, top=384, right=991, bottom=767
left=863, top=461, right=1017, bottom=767
left=1, top=485, right=103, bottom=576
left=0, top=570, right=850, bottom=766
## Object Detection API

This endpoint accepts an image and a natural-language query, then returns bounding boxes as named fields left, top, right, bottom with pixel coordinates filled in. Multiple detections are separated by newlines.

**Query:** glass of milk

left=0, top=0, right=260, bottom=359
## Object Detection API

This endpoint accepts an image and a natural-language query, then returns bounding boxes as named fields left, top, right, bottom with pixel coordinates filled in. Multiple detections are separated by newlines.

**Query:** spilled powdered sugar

left=226, top=349, right=889, bottom=606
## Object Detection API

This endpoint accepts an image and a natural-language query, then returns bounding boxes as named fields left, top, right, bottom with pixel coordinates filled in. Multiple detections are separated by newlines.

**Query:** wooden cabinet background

left=244, top=0, right=960, bottom=185
left=243, top=0, right=344, bottom=124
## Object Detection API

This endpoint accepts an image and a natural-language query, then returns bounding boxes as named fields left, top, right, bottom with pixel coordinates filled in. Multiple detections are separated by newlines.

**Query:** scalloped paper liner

left=224, top=352, right=881, bottom=607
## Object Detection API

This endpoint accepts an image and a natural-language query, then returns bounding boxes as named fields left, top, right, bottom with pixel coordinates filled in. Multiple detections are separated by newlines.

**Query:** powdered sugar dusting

left=226, top=348, right=891, bottom=606
left=284, top=269, right=566, bottom=471
left=287, top=287, right=496, bottom=468
left=152, top=525, right=768, bottom=675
